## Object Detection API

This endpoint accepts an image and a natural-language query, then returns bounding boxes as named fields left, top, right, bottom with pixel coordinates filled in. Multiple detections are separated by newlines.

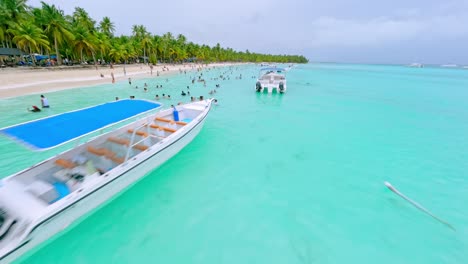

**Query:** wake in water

left=385, top=182, right=455, bottom=231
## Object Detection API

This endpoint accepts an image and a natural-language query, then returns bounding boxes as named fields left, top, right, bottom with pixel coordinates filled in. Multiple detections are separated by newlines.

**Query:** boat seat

left=107, top=137, right=149, bottom=151
left=55, top=159, right=77, bottom=169
left=127, top=129, right=149, bottom=137
left=87, top=146, right=124, bottom=164
left=155, top=117, right=172, bottom=123
left=155, top=117, right=187, bottom=126
left=149, top=124, right=177, bottom=133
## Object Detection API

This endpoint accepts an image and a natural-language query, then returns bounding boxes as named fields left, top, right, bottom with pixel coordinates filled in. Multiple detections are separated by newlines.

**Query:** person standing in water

left=40, top=95, right=49, bottom=108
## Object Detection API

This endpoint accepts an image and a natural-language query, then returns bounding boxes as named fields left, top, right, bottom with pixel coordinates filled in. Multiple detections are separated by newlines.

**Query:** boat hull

left=2, top=115, right=207, bottom=263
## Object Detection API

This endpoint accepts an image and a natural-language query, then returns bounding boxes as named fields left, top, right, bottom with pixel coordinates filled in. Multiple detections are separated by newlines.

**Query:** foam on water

left=1, top=64, right=467, bottom=263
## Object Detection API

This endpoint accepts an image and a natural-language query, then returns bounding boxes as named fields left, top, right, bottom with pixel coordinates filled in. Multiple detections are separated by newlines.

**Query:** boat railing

left=124, top=115, right=154, bottom=162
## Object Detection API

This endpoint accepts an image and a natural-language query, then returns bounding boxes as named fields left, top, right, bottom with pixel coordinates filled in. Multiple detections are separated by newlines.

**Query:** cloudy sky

left=30, top=0, right=468, bottom=64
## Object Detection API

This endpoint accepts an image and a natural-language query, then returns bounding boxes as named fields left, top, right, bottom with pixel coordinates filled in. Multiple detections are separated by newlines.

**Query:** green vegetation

left=0, top=0, right=308, bottom=65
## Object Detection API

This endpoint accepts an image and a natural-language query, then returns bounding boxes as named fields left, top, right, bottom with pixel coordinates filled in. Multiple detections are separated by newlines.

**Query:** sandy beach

left=0, top=63, right=238, bottom=99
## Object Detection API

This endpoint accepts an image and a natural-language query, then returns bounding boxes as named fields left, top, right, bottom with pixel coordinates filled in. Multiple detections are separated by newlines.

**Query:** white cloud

left=285, top=14, right=468, bottom=49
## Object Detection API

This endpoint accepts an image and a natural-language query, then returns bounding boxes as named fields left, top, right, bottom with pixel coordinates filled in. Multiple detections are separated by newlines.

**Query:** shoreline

left=0, top=63, right=242, bottom=99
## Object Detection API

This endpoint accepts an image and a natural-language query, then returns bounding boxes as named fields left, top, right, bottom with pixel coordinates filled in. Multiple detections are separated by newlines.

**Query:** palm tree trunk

left=54, top=35, right=61, bottom=65
left=92, top=51, right=96, bottom=66
left=80, top=48, right=83, bottom=63
left=29, top=45, right=36, bottom=66
left=144, top=48, right=146, bottom=64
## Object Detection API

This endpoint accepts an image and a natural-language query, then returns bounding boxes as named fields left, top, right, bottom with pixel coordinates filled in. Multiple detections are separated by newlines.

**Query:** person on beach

left=115, top=97, right=119, bottom=101
left=40, top=95, right=49, bottom=108
left=167, top=95, right=171, bottom=100
left=162, top=94, right=166, bottom=99
left=144, top=87, right=147, bottom=92
left=28, top=105, right=41, bottom=112
left=111, top=72, right=115, bottom=83
left=130, top=96, right=135, bottom=99
left=128, top=78, right=132, bottom=85
left=190, top=96, right=195, bottom=102
left=199, top=96, right=204, bottom=101
left=155, top=95, right=160, bottom=100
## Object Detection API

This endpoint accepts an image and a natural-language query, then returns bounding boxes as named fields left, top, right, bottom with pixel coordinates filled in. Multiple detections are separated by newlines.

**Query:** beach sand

left=0, top=63, right=237, bottom=99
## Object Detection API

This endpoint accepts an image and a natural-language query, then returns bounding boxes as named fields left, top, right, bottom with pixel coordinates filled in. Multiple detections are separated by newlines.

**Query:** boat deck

left=1, top=102, right=204, bottom=209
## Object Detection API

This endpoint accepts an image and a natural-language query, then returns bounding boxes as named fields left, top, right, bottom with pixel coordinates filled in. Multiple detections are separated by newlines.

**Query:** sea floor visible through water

left=0, top=63, right=467, bottom=263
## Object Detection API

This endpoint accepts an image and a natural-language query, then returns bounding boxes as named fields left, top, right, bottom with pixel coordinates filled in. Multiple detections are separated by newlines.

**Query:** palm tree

left=94, top=31, right=111, bottom=63
left=161, top=32, right=173, bottom=62
left=109, top=42, right=135, bottom=74
left=0, top=0, right=29, bottom=48
left=98, top=16, right=114, bottom=37
left=8, top=21, right=49, bottom=65
left=140, top=33, right=152, bottom=64
left=72, top=7, right=95, bottom=31
left=72, top=25, right=95, bottom=63
left=39, top=2, right=74, bottom=65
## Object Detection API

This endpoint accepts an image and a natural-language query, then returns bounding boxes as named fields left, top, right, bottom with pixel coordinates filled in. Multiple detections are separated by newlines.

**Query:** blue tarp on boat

left=0, top=99, right=161, bottom=150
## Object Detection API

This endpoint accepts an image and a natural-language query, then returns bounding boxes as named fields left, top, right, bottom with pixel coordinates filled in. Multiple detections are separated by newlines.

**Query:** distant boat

left=0, top=99, right=213, bottom=263
left=260, top=63, right=276, bottom=67
left=408, top=63, right=423, bottom=68
left=255, top=67, right=287, bottom=94
left=441, top=64, right=458, bottom=68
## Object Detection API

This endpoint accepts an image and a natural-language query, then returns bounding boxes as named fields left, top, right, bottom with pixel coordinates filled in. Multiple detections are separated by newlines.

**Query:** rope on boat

left=384, top=181, right=455, bottom=231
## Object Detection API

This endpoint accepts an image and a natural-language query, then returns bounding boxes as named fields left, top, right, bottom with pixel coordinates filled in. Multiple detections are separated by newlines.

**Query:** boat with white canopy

left=255, top=67, right=287, bottom=94
left=0, top=98, right=213, bottom=263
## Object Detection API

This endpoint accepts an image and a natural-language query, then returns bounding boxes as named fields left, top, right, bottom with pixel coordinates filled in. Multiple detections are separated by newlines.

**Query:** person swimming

left=181, top=91, right=186, bottom=96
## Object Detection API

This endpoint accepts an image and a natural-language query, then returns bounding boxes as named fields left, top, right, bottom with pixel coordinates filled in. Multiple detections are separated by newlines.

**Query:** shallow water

left=1, top=63, right=467, bottom=263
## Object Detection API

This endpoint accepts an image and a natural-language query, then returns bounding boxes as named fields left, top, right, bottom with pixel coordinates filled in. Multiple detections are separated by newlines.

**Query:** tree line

left=0, top=0, right=309, bottom=66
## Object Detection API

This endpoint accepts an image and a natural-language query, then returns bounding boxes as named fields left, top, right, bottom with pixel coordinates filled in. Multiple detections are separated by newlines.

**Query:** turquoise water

left=1, top=63, right=467, bottom=263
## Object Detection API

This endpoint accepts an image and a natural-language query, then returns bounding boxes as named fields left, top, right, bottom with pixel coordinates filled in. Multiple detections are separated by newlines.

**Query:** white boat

left=255, top=67, right=287, bottom=94
left=0, top=98, right=213, bottom=263
left=408, top=63, right=423, bottom=68
left=441, top=64, right=458, bottom=68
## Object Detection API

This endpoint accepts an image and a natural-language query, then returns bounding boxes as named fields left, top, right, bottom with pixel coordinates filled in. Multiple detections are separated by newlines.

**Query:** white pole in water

left=384, top=181, right=455, bottom=231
